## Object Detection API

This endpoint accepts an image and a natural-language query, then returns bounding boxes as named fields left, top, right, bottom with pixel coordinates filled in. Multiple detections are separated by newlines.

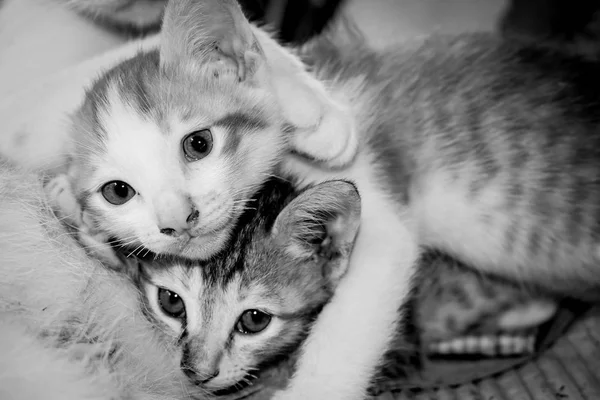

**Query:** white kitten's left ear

left=160, top=0, right=263, bottom=81
left=272, top=180, right=361, bottom=287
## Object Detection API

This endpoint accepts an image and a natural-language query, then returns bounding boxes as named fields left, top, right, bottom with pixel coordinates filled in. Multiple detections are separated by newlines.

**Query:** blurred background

left=1, top=0, right=598, bottom=98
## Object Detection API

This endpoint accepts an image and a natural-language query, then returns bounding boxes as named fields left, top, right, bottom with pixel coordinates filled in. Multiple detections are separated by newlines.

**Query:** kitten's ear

left=272, top=180, right=361, bottom=288
left=160, top=0, right=262, bottom=81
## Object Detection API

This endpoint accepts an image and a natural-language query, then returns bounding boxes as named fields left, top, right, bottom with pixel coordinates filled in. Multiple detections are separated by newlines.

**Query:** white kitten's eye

left=235, top=309, right=272, bottom=334
left=158, top=288, right=186, bottom=319
left=101, top=180, right=136, bottom=205
left=182, top=129, right=213, bottom=162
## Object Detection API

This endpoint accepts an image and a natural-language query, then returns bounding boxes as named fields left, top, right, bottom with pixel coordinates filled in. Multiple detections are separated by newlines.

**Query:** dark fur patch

left=215, top=112, right=268, bottom=155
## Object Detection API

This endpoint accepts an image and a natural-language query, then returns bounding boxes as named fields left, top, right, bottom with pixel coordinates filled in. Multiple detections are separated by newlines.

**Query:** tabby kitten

left=133, top=177, right=361, bottom=393
left=135, top=177, right=558, bottom=396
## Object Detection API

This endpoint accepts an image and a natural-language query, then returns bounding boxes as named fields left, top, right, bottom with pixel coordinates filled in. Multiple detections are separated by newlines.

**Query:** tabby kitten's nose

left=181, top=365, right=219, bottom=384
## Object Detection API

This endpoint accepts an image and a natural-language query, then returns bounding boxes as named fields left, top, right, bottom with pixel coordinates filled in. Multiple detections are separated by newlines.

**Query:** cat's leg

left=275, top=156, right=420, bottom=400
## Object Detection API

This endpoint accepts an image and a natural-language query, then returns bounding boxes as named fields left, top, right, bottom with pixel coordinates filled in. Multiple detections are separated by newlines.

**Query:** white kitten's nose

left=155, top=193, right=197, bottom=236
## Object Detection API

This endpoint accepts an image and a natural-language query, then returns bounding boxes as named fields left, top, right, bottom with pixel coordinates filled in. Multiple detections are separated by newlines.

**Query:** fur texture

left=7, top=3, right=600, bottom=400
left=0, top=162, right=204, bottom=400
left=48, top=0, right=358, bottom=262
left=131, top=178, right=360, bottom=394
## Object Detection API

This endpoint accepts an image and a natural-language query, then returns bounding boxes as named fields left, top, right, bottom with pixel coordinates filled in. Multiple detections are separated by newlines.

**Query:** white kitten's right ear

left=160, top=0, right=263, bottom=81
left=272, top=180, right=361, bottom=288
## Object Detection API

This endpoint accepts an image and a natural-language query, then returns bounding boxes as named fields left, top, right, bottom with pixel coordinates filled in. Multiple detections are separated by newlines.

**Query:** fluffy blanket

left=0, top=164, right=202, bottom=400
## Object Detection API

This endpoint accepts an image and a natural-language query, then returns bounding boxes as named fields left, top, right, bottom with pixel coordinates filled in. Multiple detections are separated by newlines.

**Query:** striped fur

left=133, top=178, right=361, bottom=393
left=272, top=21, right=600, bottom=400
left=0, top=163, right=203, bottom=400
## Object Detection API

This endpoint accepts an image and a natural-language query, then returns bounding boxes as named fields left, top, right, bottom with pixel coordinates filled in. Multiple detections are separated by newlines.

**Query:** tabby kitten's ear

left=160, top=0, right=263, bottom=81
left=272, top=180, right=361, bottom=288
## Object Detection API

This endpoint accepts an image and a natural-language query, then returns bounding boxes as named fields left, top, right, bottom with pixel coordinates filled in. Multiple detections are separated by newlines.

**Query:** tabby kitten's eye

left=158, top=288, right=186, bottom=319
left=182, top=129, right=213, bottom=161
left=101, top=180, right=136, bottom=205
left=236, top=309, right=272, bottom=334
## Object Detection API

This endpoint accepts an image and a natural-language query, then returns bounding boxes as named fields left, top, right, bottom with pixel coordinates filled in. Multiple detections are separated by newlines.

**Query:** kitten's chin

left=174, top=229, right=232, bottom=260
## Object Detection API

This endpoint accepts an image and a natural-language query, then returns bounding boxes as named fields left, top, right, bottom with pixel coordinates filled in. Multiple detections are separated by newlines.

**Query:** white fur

left=0, top=165, right=203, bottom=400
left=498, top=299, right=558, bottom=329
left=0, top=315, right=118, bottom=400
left=251, top=27, right=358, bottom=167
left=277, top=152, right=420, bottom=399
left=79, top=73, right=286, bottom=258
left=414, top=171, right=518, bottom=271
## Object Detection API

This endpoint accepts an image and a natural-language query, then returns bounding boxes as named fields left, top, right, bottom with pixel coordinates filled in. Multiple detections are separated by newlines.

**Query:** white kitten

left=41, top=0, right=357, bottom=264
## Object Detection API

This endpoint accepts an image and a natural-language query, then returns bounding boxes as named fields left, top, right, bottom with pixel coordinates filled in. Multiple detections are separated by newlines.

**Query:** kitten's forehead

left=74, top=50, right=279, bottom=156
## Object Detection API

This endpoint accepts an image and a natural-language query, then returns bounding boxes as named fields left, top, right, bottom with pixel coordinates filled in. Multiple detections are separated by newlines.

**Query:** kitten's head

left=134, top=179, right=361, bottom=392
left=69, top=0, right=288, bottom=259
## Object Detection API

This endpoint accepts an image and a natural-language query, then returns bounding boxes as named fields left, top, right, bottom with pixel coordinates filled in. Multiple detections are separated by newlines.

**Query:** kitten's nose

left=155, top=193, right=195, bottom=236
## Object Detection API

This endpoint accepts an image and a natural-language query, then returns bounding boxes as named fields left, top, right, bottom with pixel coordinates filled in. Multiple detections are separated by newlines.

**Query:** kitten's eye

left=158, top=288, right=186, bottom=319
left=236, top=309, right=272, bottom=334
left=182, top=129, right=213, bottom=161
left=101, top=180, right=136, bottom=205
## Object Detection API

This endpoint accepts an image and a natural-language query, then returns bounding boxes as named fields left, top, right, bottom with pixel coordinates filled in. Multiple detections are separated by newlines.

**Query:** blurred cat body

left=271, top=22, right=600, bottom=400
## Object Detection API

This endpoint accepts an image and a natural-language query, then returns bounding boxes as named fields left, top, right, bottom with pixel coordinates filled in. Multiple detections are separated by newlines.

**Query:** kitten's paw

left=291, top=102, right=358, bottom=168
left=497, top=298, right=558, bottom=330
left=45, top=174, right=83, bottom=226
